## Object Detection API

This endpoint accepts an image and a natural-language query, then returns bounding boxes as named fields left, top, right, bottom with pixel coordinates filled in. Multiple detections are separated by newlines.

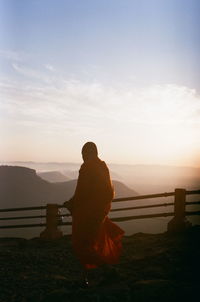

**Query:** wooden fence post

left=167, top=188, right=192, bottom=232
left=40, top=204, right=63, bottom=239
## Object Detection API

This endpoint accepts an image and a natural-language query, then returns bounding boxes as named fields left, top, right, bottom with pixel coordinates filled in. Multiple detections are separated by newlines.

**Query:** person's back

left=64, top=142, right=124, bottom=281
left=73, top=156, right=113, bottom=216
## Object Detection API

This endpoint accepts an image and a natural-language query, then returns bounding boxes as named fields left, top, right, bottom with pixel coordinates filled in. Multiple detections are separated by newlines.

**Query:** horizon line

left=0, top=160, right=199, bottom=170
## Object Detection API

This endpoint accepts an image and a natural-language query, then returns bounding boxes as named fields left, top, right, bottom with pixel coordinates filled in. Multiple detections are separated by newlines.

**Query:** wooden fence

left=0, top=188, right=200, bottom=239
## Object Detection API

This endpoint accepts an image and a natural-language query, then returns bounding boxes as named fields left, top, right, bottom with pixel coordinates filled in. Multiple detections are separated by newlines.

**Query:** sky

left=0, top=0, right=200, bottom=167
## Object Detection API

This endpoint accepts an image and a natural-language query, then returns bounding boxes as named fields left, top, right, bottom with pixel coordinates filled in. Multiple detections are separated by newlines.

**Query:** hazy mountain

left=1, top=161, right=80, bottom=174
left=112, top=180, right=137, bottom=197
left=61, top=169, right=121, bottom=182
left=3, top=161, right=200, bottom=194
left=109, top=164, right=200, bottom=193
left=37, top=170, right=136, bottom=197
left=38, top=171, right=70, bottom=183
left=0, top=165, right=199, bottom=239
left=0, top=166, right=137, bottom=209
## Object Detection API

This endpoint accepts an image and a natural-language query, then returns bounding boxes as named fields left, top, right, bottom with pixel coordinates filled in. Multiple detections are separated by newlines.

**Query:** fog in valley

left=0, top=162, right=199, bottom=239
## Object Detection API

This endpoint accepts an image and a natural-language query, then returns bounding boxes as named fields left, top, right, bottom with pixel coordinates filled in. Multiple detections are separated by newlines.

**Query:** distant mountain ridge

left=0, top=166, right=137, bottom=208
left=38, top=171, right=70, bottom=183
left=3, top=161, right=200, bottom=192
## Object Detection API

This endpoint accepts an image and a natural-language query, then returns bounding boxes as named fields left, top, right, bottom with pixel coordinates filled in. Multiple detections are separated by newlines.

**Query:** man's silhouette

left=64, top=142, right=124, bottom=283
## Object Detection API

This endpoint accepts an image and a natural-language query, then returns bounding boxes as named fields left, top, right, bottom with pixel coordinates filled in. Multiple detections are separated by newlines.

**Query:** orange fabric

left=71, top=157, right=124, bottom=269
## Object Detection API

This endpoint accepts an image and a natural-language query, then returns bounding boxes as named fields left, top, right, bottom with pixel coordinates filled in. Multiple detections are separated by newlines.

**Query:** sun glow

left=1, top=76, right=199, bottom=166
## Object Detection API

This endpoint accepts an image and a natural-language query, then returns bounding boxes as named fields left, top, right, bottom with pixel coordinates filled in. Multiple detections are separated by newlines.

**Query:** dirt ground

left=0, top=226, right=199, bottom=302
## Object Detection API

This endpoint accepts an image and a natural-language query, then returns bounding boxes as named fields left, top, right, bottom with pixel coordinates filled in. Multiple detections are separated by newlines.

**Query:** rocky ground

left=0, top=226, right=200, bottom=302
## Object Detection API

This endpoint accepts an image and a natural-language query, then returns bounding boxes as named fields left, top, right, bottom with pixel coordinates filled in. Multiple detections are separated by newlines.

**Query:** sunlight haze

left=0, top=0, right=200, bottom=167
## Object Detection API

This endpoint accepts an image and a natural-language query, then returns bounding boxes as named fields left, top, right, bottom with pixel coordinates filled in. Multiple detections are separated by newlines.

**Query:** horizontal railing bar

left=1, top=200, right=198, bottom=217
left=111, top=212, right=174, bottom=222
left=185, top=210, right=200, bottom=216
left=111, top=202, right=174, bottom=212
left=111, top=209, right=200, bottom=222
left=110, top=189, right=200, bottom=203
left=186, top=201, right=200, bottom=205
left=110, top=192, right=175, bottom=202
left=186, top=189, right=200, bottom=195
left=1, top=189, right=199, bottom=214
left=0, top=215, right=46, bottom=221
left=0, top=202, right=197, bottom=221
left=59, top=192, right=176, bottom=208
left=0, top=206, right=46, bottom=213
left=59, top=191, right=199, bottom=209
left=0, top=222, right=72, bottom=229
left=1, top=203, right=198, bottom=221
left=0, top=214, right=71, bottom=221
left=1, top=209, right=200, bottom=229
left=0, top=223, right=46, bottom=229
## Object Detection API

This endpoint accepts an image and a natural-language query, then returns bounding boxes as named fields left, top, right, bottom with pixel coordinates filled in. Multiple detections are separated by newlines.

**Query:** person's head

left=82, top=142, right=98, bottom=162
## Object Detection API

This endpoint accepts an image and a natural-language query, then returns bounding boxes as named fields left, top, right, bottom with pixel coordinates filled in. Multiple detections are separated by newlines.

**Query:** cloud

left=0, top=50, right=29, bottom=62
left=116, top=84, right=200, bottom=125
left=12, top=63, right=53, bottom=83
left=45, top=64, right=55, bottom=71
left=1, top=71, right=199, bottom=166
left=1, top=71, right=200, bottom=137
left=5, top=55, right=199, bottom=129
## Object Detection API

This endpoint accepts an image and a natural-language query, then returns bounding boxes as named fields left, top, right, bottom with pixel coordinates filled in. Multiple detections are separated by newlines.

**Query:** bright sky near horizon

left=0, top=0, right=200, bottom=167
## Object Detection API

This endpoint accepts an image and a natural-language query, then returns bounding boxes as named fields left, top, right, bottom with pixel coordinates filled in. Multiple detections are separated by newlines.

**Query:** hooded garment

left=71, top=157, right=124, bottom=269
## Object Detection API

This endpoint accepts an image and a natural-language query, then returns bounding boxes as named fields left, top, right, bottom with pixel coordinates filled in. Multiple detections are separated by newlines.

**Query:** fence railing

left=0, top=188, right=200, bottom=239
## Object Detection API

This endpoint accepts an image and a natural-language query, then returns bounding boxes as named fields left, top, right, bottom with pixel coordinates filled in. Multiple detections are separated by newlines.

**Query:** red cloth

left=71, top=157, right=124, bottom=269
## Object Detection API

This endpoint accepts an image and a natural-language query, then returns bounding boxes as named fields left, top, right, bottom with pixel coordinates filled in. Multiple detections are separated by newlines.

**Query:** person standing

left=64, top=142, right=124, bottom=284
